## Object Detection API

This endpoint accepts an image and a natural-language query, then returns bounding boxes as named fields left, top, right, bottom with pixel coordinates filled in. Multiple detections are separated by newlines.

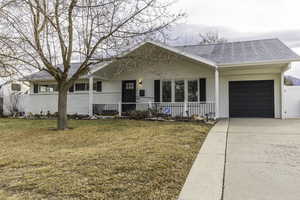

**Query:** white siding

left=284, top=86, right=300, bottom=118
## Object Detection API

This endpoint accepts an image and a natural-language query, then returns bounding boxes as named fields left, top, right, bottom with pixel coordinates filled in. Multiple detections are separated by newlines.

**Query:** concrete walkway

left=178, top=119, right=228, bottom=200
left=223, top=118, right=300, bottom=200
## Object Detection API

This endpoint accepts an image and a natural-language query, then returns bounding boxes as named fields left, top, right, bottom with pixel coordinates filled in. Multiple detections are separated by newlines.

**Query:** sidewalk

left=178, top=119, right=229, bottom=200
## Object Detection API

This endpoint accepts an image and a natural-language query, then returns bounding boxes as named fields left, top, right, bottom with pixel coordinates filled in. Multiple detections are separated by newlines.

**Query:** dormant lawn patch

left=0, top=119, right=211, bottom=200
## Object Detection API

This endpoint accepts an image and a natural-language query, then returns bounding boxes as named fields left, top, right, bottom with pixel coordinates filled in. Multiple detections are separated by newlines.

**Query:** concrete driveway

left=223, top=118, right=300, bottom=200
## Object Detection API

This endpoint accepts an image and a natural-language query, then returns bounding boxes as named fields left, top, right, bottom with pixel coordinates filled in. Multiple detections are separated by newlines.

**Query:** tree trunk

left=57, top=87, right=68, bottom=130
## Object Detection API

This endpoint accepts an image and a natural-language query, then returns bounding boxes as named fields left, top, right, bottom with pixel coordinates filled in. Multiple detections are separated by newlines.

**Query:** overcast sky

left=172, top=0, right=300, bottom=77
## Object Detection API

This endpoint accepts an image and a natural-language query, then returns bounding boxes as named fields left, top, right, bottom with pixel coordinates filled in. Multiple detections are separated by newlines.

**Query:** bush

left=101, top=110, right=118, bottom=116
left=124, top=110, right=151, bottom=120
left=68, top=113, right=89, bottom=120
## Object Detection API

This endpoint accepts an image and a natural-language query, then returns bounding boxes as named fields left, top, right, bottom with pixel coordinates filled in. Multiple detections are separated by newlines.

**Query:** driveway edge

left=178, top=119, right=229, bottom=200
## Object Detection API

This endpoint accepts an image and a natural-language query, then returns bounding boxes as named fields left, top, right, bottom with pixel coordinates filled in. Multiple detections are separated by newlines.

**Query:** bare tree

left=0, top=1, right=24, bottom=78
left=0, top=0, right=182, bottom=130
left=199, top=31, right=227, bottom=45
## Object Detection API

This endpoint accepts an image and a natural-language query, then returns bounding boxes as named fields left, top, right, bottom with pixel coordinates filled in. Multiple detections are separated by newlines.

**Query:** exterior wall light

left=138, top=79, right=143, bottom=87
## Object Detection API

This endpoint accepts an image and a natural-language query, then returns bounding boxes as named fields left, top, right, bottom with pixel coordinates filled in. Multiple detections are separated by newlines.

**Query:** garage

left=229, top=80, right=275, bottom=118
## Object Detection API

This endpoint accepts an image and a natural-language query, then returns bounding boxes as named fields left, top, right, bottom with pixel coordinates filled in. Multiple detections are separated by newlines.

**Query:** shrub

left=67, top=113, right=89, bottom=120
left=101, top=110, right=118, bottom=116
left=124, top=110, right=150, bottom=120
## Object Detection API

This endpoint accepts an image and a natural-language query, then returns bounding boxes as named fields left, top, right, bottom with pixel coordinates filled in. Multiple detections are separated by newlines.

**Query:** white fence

left=93, top=102, right=216, bottom=118
left=285, top=86, right=300, bottom=118
left=23, top=94, right=89, bottom=115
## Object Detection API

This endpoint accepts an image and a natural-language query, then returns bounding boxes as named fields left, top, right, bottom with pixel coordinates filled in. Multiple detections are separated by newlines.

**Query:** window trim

left=11, top=83, right=21, bottom=92
left=75, top=82, right=89, bottom=92
left=94, top=81, right=102, bottom=92
left=72, top=80, right=102, bottom=93
left=188, top=79, right=199, bottom=102
left=160, top=78, right=205, bottom=103
left=37, top=84, right=58, bottom=93
left=32, top=80, right=103, bottom=94
left=174, top=80, right=185, bottom=102
left=161, top=80, right=172, bottom=102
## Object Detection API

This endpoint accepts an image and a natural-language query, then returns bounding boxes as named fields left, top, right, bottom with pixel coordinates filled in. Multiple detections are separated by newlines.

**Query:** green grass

left=0, top=119, right=211, bottom=200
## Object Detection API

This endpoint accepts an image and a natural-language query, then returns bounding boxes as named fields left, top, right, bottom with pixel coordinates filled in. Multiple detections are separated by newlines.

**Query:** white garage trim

left=219, top=74, right=281, bottom=118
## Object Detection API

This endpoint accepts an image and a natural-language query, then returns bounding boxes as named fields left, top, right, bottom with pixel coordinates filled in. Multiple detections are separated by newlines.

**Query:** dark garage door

left=229, top=80, right=274, bottom=118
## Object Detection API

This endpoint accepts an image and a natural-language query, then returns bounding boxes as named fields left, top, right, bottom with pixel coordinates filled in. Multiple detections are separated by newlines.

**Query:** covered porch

left=88, top=70, right=220, bottom=119
left=86, top=41, right=220, bottom=119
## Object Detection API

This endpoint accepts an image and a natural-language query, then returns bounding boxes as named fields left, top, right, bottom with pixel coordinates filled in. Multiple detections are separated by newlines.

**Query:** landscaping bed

left=0, top=119, right=212, bottom=200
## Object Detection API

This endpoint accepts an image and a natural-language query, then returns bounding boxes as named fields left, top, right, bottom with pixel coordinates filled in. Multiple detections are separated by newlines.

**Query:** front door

left=122, top=80, right=136, bottom=112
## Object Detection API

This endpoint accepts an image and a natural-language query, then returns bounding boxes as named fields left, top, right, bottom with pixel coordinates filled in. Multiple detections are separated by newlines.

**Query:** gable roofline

left=91, top=40, right=217, bottom=75
left=145, top=41, right=217, bottom=67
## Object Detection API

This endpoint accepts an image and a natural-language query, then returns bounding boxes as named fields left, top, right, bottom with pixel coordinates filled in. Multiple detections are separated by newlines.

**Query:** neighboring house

left=22, top=38, right=300, bottom=119
left=0, top=81, right=29, bottom=116
left=285, top=75, right=300, bottom=86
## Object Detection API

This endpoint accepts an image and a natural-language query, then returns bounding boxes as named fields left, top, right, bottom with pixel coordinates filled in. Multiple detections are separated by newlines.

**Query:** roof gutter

left=218, top=58, right=300, bottom=68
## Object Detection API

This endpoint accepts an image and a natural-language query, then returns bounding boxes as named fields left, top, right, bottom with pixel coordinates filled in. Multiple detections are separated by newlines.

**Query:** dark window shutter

left=154, top=80, right=160, bottom=102
left=200, top=78, right=206, bottom=102
left=33, top=84, right=39, bottom=94
left=96, top=81, right=102, bottom=92
left=69, top=85, right=74, bottom=92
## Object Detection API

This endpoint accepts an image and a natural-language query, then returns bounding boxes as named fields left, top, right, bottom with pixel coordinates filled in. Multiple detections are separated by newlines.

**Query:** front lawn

left=0, top=119, right=211, bottom=200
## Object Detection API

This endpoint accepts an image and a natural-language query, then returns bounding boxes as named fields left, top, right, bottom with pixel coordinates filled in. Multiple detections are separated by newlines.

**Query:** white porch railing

left=93, top=102, right=215, bottom=119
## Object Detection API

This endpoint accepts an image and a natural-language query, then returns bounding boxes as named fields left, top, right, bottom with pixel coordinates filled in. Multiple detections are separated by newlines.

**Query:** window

left=175, top=80, right=185, bottom=102
left=72, top=81, right=102, bottom=92
left=34, top=84, right=39, bottom=93
left=75, top=83, right=89, bottom=91
left=39, top=84, right=58, bottom=93
left=188, top=80, right=199, bottom=102
left=162, top=80, right=172, bottom=102
left=93, top=81, right=102, bottom=92
left=125, top=82, right=135, bottom=90
left=11, top=84, right=21, bottom=91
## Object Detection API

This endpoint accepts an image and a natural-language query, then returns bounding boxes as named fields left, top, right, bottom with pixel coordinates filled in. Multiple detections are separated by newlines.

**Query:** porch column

left=88, top=76, right=94, bottom=117
left=184, top=80, right=188, bottom=117
left=215, top=69, right=219, bottom=119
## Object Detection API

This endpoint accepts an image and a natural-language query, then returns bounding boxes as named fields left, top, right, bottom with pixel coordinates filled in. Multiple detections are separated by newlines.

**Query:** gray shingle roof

left=176, top=38, right=300, bottom=65
left=23, top=39, right=300, bottom=81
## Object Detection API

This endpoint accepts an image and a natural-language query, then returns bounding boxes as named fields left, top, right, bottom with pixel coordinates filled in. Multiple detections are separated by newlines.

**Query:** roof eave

left=218, top=58, right=300, bottom=68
